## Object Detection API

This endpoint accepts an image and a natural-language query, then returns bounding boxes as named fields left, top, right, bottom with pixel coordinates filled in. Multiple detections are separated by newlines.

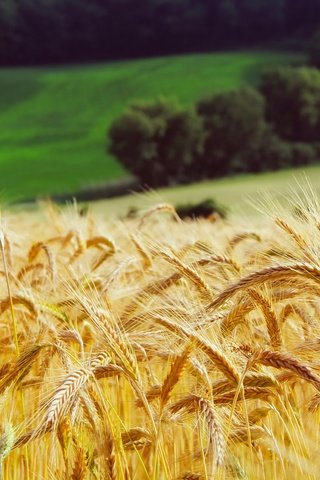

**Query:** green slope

left=0, top=51, right=304, bottom=200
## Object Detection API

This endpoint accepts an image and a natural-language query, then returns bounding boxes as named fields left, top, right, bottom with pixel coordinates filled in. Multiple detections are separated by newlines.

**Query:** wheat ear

left=159, top=250, right=213, bottom=299
left=130, top=233, right=152, bottom=268
left=248, top=288, right=282, bottom=350
left=207, top=263, right=320, bottom=311
left=197, top=397, right=225, bottom=466
left=160, top=342, right=193, bottom=407
left=155, top=316, right=240, bottom=384
left=169, top=394, right=224, bottom=466
left=138, top=203, right=179, bottom=229
left=70, top=444, right=87, bottom=480
left=252, top=350, right=320, bottom=390
left=0, top=423, right=14, bottom=480
left=275, top=217, right=307, bottom=249
left=228, top=232, right=261, bottom=250
left=28, top=241, right=56, bottom=282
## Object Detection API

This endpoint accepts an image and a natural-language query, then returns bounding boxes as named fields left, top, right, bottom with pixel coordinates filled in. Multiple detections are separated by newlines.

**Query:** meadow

left=0, top=50, right=304, bottom=201
left=0, top=186, right=320, bottom=479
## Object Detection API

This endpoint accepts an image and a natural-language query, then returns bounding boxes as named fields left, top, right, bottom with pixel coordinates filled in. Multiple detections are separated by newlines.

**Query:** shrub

left=108, top=99, right=204, bottom=187
left=196, top=88, right=268, bottom=177
left=259, top=67, right=320, bottom=142
left=175, top=198, right=227, bottom=220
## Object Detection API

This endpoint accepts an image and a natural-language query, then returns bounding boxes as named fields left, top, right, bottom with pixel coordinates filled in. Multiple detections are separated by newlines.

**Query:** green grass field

left=0, top=50, right=305, bottom=201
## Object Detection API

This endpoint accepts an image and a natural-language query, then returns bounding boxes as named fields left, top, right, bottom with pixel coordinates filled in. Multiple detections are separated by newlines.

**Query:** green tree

left=237, top=132, right=291, bottom=172
left=260, top=67, right=320, bottom=142
left=196, top=88, right=268, bottom=177
left=309, top=29, right=320, bottom=68
left=0, top=0, right=18, bottom=63
left=239, top=0, right=285, bottom=40
left=0, top=0, right=316, bottom=65
left=108, top=99, right=204, bottom=187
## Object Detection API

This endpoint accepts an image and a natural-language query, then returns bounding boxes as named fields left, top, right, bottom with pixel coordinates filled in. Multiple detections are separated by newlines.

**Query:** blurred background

left=1, top=0, right=320, bottom=216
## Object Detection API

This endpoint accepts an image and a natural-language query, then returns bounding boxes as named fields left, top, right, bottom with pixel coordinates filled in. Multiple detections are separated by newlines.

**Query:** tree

left=237, top=0, right=285, bottom=41
left=0, top=0, right=312, bottom=66
left=284, top=0, right=320, bottom=37
left=0, top=0, right=210, bottom=64
left=237, top=132, right=291, bottom=172
left=108, top=99, right=204, bottom=187
left=196, top=88, right=268, bottom=177
left=0, top=0, right=18, bottom=63
left=309, top=28, right=320, bottom=68
left=260, top=67, right=320, bottom=142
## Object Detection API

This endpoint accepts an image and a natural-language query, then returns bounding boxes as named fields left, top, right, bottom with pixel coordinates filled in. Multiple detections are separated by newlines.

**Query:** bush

left=108, top=99, right=204, bottom=187
left=196, top=88, right=268, bottom=177
left=175, top=198, right=227, bottom=220
left=260, top=67, right=320, bottom=142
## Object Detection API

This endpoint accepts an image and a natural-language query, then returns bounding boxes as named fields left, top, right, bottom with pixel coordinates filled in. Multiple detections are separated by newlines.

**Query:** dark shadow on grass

left=10, top=176, right=140, bottom=206
left=242, top=51, right=306, bottom=86
left=0, top=74, right=41, bottom=112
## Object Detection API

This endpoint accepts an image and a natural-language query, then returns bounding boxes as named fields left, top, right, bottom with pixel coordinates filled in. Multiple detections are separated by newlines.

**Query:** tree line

left=1, top=0, right=320, bottom=65
left=108, top=67, right=320, bottom=187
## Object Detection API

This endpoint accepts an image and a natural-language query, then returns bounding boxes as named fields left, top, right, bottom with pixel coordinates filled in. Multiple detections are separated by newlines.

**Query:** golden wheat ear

left=70, top=444, right=88, bottom=480
left=138, top=203, right=179, bottom=229
left=251, top=349, right=320, bottom=390
left=207, top=263, right=320, bottom=312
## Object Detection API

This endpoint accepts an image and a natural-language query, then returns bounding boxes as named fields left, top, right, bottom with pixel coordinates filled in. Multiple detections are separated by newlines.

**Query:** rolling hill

left=0, top=50, right=304, bottom=200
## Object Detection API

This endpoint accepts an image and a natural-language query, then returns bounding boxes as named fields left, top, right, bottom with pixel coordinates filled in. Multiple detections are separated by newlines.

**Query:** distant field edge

left=9, top=165, right=320, bottom=222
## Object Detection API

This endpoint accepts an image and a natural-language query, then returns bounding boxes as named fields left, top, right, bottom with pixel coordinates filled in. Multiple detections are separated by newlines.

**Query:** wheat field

left=0, top=191, right=320, bottom=479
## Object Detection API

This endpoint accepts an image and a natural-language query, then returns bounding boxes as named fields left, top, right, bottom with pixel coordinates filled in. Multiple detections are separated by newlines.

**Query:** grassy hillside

left=0, top=50, right=304, bottom=200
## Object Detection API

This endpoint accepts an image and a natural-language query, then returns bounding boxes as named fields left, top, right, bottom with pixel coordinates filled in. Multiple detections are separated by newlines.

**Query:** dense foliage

left=108, top=67, right=320, bottom=186
left=109, top=99, right=204, bottom=187
left=309, top=28, right=320, bottom=67
left=0, top=0, right=320, bottom=65
left=260, top=67, right=320, bottom=142
left=196, top=88, right=269, bottom=176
